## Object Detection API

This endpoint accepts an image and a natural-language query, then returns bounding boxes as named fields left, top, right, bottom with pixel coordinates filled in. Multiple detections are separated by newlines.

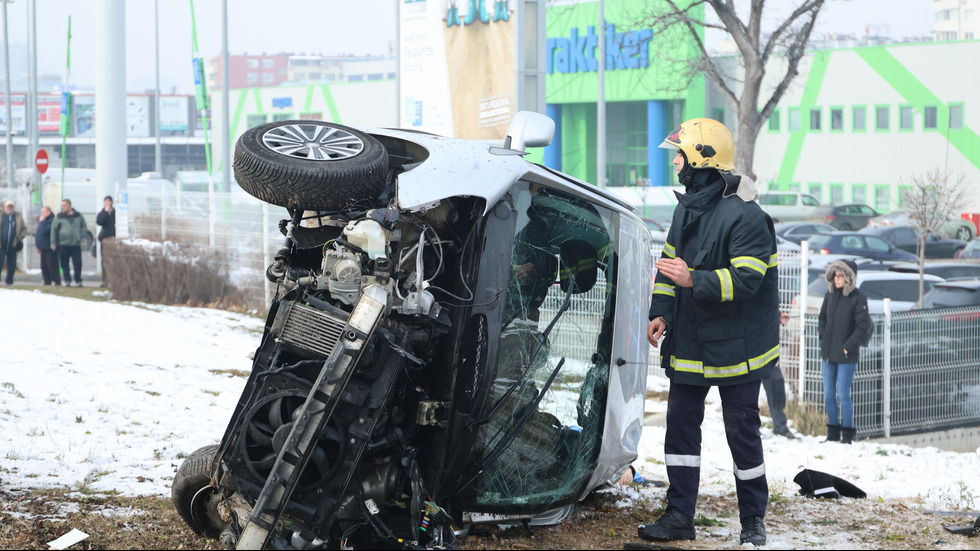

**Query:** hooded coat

left=818, top=259, right=873, bottom=364
left=649, top=169, right=781, bottom=386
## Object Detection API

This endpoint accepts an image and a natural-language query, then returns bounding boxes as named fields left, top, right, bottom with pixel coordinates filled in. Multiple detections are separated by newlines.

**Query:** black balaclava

left=677, top=150, right=724, bottom=194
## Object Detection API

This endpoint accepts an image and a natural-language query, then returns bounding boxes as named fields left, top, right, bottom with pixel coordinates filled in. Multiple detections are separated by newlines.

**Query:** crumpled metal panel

left=582, top=215, right=652, bottom=497
left=367, top=128, right=529, bottom=214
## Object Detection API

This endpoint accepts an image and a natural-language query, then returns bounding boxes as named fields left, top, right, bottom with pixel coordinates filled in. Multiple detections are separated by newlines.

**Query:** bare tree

left=902, top=169, right=969, bottom=305
left=640, top=0, right=826, bottom=179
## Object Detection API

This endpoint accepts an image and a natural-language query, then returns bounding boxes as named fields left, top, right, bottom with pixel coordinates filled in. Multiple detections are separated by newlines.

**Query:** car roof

left=856, top=271, right=943, bottom=282
left=890, top=261, right=977, bottom=270
left=933, top=278, right=980, bottom=290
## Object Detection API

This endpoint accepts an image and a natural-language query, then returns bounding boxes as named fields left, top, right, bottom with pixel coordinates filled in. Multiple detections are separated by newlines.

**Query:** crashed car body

left=172, top=113, right=651, bottom=549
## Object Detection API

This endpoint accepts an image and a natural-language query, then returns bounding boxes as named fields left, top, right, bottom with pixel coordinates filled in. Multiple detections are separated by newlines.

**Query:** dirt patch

left=0, top=486, right=975, bottom=550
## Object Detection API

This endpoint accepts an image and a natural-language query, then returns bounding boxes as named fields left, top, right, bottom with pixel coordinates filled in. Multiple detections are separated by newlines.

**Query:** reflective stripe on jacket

left=649, top=175, right=781, bottom=387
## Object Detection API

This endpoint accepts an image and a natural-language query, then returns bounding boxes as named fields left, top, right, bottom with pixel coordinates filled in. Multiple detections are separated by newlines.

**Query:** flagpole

left=59, top=16, right=72, bottom=200
left=2, top=0, right=14, bottom=190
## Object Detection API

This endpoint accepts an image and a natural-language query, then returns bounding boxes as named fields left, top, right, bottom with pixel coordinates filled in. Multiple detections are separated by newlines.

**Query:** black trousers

left=761, top=363, right=789, bottom=433
left=57, top=245, right=83, bottom=284
left=664, top=378, right=768, bottom=520
left=1, top=246, right=15, bottom=284
left=40, top=248, right=60, bottom=285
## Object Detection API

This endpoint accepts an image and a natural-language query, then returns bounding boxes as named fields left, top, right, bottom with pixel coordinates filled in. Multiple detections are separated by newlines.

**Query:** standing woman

left=818, top=259, right=872, bottom=444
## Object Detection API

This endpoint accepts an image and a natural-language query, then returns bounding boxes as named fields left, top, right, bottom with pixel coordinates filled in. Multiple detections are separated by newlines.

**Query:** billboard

left=74, top=95, right=96, bottom=137
left=38, top=95, right=63, bottom=134
left=0, top=94, right=26, bottom=135
left=127, top=96, right=151, bottom=137
left=399, top=0, right=516, bottom=139
left=159, top=96, right=190, bottom=134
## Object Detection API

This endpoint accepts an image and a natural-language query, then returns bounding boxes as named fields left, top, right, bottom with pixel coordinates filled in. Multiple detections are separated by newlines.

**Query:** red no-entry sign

left=35, top=149, right=49, bottom=174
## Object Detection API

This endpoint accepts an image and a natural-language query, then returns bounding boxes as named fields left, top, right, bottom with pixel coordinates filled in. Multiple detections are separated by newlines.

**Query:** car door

left=861, top=235, right=899, bottom=260
left=889, top=227, right=918, bottom=254
left=856, top=205, right=879, bottom=228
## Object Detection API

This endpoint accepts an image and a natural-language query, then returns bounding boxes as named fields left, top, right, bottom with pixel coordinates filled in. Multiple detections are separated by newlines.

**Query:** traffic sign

left=35, top=149, right=49, bottom=174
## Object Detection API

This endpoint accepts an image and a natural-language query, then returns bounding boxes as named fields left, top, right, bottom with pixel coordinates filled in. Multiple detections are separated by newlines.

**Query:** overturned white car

left=172, top=113, right=651, bottom=549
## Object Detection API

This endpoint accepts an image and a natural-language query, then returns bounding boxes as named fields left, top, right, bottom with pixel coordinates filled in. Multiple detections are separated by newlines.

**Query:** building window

left=768, top=109, right=780, bottom=131
left=246, top=72, right=259, bottom=84
left=387, top=72, right=396, bottom=79
left=875, top=105, right=889, bottom=131
left=368, top=73, right=384, bottom=81
left=967, top=9, right=975, bottom=20
left=349, top=75, right=364, bottom=82
left=262, top=59, right=274, bottom=68
left=299, top=112, right=324, bottom=121
left=247, top=59, right=259, bottom=68
left=309, top=72, right=321, bottom=80
left=789, top=108, right=801, bottom=131
left=968, top=32, right=975, bottom=39
left=924, top=106, right=938, bottom=129
left=280, top=67, right=287, bottom=75
left=950, top=104, right=964, bottom=129
left=809, top=108, right=821, bottom=131
left=852, top=184, right=867, bottom=204
left=711, top=107, right=725, bottom=124
left=809, top=183, right=823, bottom=202
left=830, top=107, right=843, bottom=131
left=606, top=102, right=648, bottom=187
left=262, top=73, right=275, bottom=84
left=875, top=186, right=890, bottom=212
left=246, top=114, right=268, bottom=128
left=900, top=105, right=914, bottom=130
left=853, top=106, right=866, bottom=131
left=272, top=113, right=292, bottom=121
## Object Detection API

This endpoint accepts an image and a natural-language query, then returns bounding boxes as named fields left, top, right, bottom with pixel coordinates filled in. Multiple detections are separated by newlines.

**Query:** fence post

left=798, top=241, right=808, bottom=402
left=882, top=297, right=891, bottom=438
left=262, top=201, right=271, bottom=311
left=161, top=181, right=167, bottom=241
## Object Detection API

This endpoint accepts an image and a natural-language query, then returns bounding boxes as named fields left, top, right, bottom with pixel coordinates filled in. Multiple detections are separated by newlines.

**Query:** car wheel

left=839, top=224, right=852, bottom=231
left=233, top=120, right=389, bottom=210
left=955, top=226, right=972, bottom=241
left=80, top=231, right=93, bottom=251
left=172, top=444, right=228, bottom=538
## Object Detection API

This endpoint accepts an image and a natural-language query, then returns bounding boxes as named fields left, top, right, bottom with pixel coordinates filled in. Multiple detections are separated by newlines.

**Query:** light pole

left=596, top=0, right=606, bottom=189
left=154, top=0, right=161, bottom=174
left=2, top=0, right=14, bottom=190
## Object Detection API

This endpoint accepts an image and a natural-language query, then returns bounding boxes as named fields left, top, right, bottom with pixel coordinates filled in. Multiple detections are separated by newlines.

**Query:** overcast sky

left=1, top=0, right=933, bottom=94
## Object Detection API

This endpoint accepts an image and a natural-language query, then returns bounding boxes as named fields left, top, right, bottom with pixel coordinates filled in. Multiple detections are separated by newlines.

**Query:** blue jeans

left=822, top=360, right=857, bottom=428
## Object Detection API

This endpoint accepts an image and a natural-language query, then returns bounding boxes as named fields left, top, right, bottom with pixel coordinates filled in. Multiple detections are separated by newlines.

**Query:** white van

left=757, top=191, right=821, bottom=222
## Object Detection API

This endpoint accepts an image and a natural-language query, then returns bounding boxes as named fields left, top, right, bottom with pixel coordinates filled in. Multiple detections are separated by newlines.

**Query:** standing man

left=637, top=119, right=779, bottom=547
left=1, top=200, right=27, bottom=285
left=35, top=205, right=60, bottom=286
left=96, top=195, right=116, bottom=287
left=50, top=198, right=86, bottom=287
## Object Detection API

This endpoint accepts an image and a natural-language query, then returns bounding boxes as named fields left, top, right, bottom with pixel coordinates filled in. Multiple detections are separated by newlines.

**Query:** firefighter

left=637, top=118, right=779, bottom=547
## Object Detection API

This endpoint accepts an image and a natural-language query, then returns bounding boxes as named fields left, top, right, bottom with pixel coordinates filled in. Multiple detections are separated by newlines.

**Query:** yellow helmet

left=659, top=118, right=735, bottom=172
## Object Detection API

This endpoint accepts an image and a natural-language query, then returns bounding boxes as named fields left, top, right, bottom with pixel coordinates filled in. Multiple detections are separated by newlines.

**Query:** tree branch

left=759, top=9, right=818, bottom=120
left=662, top=0, right=738, bottom=107
left=761, top=0, right=825, bottom=65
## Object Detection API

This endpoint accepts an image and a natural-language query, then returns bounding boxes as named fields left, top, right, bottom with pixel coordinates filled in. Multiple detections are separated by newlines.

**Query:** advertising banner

left=159, top=96, right=190, bottom=134
left=127, top=96, right=151, bottom=137
left=74, top=95, right=96, bottom=137
left=38, top=95, right=63, bottom=134
left=399, top=0, right=515, bottom=139
left=0, top=94, right=27, bottom=135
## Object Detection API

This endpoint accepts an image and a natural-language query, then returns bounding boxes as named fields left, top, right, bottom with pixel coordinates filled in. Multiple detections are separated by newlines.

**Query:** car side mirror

left=502, top=111, right=555, bottom=154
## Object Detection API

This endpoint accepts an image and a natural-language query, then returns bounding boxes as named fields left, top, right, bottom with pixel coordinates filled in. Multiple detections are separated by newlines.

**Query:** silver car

left=171, top=113, right=651, bottom=549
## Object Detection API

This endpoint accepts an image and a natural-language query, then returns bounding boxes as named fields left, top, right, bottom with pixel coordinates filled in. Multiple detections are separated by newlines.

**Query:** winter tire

left=172, top=444, right=227, bottom=538
left=233, top=120, right=389, bottom=210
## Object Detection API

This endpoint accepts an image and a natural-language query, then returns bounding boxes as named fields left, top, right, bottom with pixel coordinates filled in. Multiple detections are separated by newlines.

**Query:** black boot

left=637, top=507, right=696, bottom=542
left=740, top=516, right=767, bottom=546
left=824, top=424, right=841, bottom=442
left=842, top=426, right=856, bottom=444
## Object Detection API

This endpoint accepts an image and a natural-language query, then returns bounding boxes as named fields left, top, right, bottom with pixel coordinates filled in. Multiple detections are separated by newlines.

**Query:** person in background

left=818, top=259, right=872, bottom=445
left=35, top=206, right=60, bottom=286
left=96, top=195, right=116, bottom=287
left=1, top=200, right=27, bottom=285
left=762, top=311, right=796, bottom=439
left=51, top=198, right=86, bottom=287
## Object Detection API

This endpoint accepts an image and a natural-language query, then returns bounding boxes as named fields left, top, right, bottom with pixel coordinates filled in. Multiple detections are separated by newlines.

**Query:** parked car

left=958, top=238, right=980, bottom=259
left=889, top=262, right=980, bottom=281
left=757, top=191, right=822, bottom=222
left=170, top=114, right=652, bottom=549
left=807, top=232, right=917, bottom=262
left=860, top=225, right=966, bottom=259
left=867, top=210, right=976, bottom=241
left=921, top=279, right=980, bottom=308
left=808, top=203, right=880, bottom=231
left=796, top=271, right=944, bottom=315
left=774, top=222, right=837, bottom=244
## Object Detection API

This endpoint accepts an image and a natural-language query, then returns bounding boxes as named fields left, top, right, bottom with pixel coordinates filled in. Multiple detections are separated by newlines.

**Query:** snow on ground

left=1, top=287, right=979, bottom=517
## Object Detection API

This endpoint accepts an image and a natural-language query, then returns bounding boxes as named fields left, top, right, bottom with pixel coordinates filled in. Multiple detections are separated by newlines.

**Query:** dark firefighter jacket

left=648, top=174, right=780, bottom=386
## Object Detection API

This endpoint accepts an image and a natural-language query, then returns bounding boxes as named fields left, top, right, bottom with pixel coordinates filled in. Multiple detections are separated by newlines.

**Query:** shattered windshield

left=468, top=180, right=619, bottom=512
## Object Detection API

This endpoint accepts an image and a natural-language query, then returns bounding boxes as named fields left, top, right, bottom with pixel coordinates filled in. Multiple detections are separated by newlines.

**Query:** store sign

left=546, top=24, right=653, bottom=74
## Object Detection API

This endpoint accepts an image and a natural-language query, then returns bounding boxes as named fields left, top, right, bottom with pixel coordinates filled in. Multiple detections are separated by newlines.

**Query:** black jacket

left=818, top=260, right=872, bottom=364
left=96, top=208, right=116, bottom=240
left=35, top=213, right=54, bottom=250
left=649, top=172, right=781, bottom=386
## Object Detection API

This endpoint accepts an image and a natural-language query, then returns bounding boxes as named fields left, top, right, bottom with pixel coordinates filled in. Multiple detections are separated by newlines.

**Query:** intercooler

left=271, top=301, right=349, bottom=359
